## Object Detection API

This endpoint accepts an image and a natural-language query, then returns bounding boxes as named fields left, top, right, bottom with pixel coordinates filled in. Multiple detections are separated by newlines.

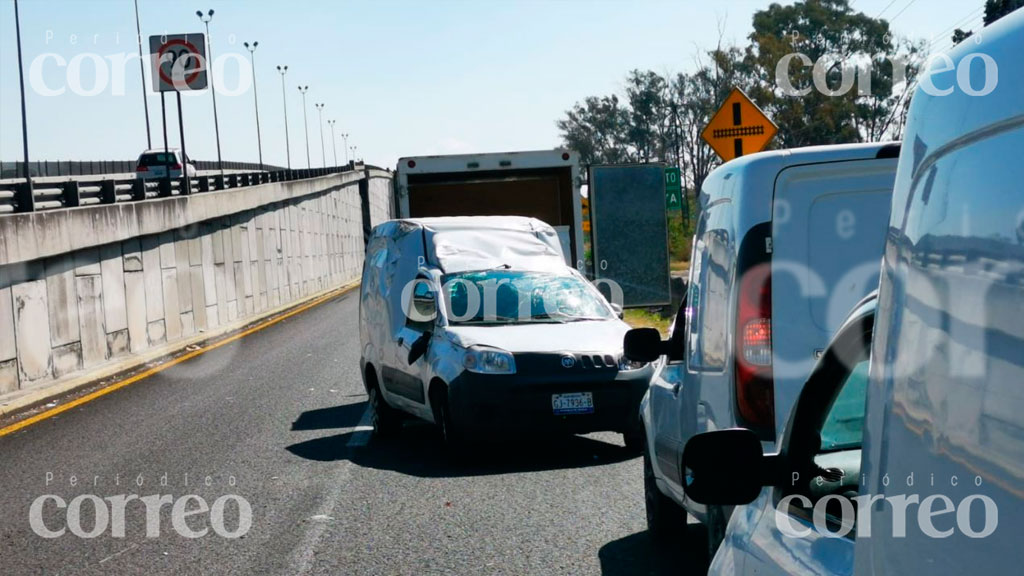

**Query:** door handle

left=672, top=383, right=681, bottom=396
left=397, top=336, right=404, bottom=347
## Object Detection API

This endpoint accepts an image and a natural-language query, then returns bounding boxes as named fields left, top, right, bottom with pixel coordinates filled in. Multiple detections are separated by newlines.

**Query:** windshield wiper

left=456, top=314, right=519, bottom=324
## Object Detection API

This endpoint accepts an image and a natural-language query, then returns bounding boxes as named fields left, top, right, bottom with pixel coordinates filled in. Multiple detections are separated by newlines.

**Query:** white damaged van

left=359, top=216, right=653, bottom=452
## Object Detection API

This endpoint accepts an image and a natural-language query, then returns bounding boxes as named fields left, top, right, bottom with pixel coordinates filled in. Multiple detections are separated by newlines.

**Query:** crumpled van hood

left=444, top=319, right=631, bottom=354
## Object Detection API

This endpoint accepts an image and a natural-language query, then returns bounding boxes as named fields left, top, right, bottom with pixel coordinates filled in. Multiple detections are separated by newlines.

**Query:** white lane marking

left=345, top=405, right=374, bottom=448
left=98, top=544, right=139, bottom=564
left=285, top=462, right=353, bottom=576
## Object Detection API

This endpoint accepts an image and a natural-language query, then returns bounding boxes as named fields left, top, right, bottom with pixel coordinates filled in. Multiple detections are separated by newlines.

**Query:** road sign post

left=701, top=88, right=778, bottom=163
left=149, top=34, right=207, bottom=196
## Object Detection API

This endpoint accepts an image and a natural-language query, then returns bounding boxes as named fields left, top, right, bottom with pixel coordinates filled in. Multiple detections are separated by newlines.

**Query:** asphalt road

left=0, top=289, right=705, bottom=575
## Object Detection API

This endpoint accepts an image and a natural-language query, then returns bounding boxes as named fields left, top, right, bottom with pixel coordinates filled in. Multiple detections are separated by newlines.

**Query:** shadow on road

left=285, top=416, right=637, bottom=478
left=291, top=402, right=368, bottom=431
left=598, top=524, right=709, bottom=576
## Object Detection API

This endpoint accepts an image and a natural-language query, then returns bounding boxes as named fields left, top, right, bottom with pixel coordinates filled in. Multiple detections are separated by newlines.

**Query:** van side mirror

left=623, top=328, right=669, bottom=363
left=408, top=279, right=437, bottom=324
left=610, top=302, right=624, bottom=319
left=683, top=428, right=773, bottom=506
left=407, top=331, right=431, bottom=365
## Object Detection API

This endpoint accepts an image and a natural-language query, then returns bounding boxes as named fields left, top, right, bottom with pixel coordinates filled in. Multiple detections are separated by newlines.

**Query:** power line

left=888, top=0, right=921, bottom=24
left=929, top=6, right=985, bottom=45
left=876, top=0, right=901, bottom=18
left=930, top=15, right=985, bottom=51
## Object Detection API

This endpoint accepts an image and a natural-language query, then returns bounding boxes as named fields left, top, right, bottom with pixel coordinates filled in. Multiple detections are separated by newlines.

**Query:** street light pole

left=196, top=9, right=223, bottom=176
left=244, top=41, right=264, bottom=171
left=315, top=103, right=326, bottom=168
left=350, top=145, right=357, bottom=163
left=297, top=86, right=311, bottom=169
left=341, top=133, right=349, bottom=164
left=133, top=0, right=152, bottom=149
left=327, top=120, right=337, bottom=167
left=276, top=65, right=290, bottom=169
left=13, top=0, right=32, bottom=199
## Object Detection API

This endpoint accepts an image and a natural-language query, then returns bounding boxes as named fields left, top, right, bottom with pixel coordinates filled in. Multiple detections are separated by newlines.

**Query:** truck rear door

left=589, top=164, right=672, bottom=307
left=770, top=158, right=896, bottom=435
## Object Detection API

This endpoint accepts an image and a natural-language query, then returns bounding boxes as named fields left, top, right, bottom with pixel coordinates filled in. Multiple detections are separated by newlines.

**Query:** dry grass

left=623, top=308, right=672, bottom=337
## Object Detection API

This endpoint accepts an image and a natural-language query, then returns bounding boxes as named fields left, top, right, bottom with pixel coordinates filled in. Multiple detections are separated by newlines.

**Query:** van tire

left=367, top=379, right=401, bottom=438
left=644, top=437, right=686, bottom=542
left=622, top=428, right=644, bottom=453
left=430, top=384, right=470, bottom=455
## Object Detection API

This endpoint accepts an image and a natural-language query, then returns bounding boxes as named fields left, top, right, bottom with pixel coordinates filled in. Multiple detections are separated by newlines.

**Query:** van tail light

left=171, top=163, right=182, bottom=170
left=735, top=262, right=775, bottom=434
left=136, top=165, right=148, bottom=172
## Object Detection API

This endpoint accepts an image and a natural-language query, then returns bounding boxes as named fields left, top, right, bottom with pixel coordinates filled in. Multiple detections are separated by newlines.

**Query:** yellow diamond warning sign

left=701, top=88, right=778, bottom=163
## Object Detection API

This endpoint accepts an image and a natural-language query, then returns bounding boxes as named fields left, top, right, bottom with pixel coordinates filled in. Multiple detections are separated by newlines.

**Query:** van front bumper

left=446, top=357, right=652, bottom=436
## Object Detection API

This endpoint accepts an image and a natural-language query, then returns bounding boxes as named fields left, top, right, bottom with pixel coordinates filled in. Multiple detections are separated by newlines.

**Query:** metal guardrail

left=0, top=164, right=363, bottom=215
left=0, top=159, right=286, bottom=179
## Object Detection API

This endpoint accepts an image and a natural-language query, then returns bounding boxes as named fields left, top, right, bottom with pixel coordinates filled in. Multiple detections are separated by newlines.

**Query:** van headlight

left=618, top=354, right=647, bottom=371
left=463, top=346, right=517, bottom=374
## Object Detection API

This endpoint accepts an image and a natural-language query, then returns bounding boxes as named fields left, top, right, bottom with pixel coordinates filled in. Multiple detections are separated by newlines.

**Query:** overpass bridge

left=0, top=164, right=394, bottom=400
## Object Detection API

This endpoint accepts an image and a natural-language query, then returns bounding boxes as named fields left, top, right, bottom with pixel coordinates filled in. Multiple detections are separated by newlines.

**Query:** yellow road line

left=0, top=284, right=357, bottom=438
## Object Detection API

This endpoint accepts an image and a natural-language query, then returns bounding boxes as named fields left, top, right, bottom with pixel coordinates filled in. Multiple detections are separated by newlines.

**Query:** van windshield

left=441, top=270, right=614, bottom=324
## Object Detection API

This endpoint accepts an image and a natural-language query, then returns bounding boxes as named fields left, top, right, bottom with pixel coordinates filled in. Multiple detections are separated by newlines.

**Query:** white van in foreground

left=624, top=142, right=899, bottom=551
left=683, top=8, right=1024, bottom=575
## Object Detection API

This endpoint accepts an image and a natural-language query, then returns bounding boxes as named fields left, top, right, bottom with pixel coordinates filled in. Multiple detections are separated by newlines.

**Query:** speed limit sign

left=149, top=34, right=208, bottom=92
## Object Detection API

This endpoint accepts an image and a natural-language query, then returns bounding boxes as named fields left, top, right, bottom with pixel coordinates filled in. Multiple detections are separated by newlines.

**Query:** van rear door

left=770, top=158, right=896, bottom=435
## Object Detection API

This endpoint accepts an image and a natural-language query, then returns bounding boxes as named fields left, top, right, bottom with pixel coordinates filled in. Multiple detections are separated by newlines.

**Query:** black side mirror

left=407, top=331, right=431, bottom=365
left=623, top=327, right=668, bottom=363
left=683, top=428, right=772, bottom=506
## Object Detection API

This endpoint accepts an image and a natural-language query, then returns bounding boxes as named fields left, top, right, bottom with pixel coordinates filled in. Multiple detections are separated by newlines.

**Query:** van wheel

left=644, top=439, right=686, bottom=542
left=622, top=428, right=644, bottom=454
left=368, top=384, right=400, bottom=437
left=431, top=386, right=470, bottom=455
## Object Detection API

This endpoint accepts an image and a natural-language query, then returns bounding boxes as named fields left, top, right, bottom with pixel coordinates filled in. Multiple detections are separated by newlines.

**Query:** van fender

left=422, top=334, right=464, bottom=410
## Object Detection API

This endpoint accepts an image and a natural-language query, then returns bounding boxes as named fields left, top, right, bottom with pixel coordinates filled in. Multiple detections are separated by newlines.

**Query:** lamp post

left=350, top=145, right=357, bottom=163
left=341, top=133, right=349, bottom=164
left=133, top=0, right=152, bottom=149
left=13, top=0, right=32, bottom=201
left=276, top=65, right=291, bottom=169
left=196, top=9, right=223, bottom=176
left=297, top=85, right=311, bottom=169
left=243, top=41, right=264, bottom=171
left=327, top=120, right=338, bottom=167
left=314, top=103, right=326, bottom=168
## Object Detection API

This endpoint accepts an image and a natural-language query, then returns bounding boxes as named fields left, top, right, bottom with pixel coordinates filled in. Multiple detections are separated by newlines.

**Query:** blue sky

left=0, top=0, right=992, bottom=169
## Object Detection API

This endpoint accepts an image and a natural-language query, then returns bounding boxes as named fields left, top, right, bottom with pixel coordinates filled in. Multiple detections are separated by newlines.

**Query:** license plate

left=552, top=392, right=594, bottom=415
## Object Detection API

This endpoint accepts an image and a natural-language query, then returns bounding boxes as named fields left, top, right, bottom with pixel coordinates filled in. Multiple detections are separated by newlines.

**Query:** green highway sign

left=665, top=167, right=682, bottom=210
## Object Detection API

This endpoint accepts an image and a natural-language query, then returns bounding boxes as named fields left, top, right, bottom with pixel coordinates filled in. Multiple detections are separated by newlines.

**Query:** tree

left=556, top=95, right=631, bottom=166
left=675, top=46, right=749, bottom=195
left=741, top=0, right=921, bottom=146
left=953, top=0, right=1022, bottom=44
left=555, top=0, right=926, bottom=194
left=624, top=70, right=670, bottom=163
left=984, top=0, right=1024, bottom=24
left=952, top=28, right=974, bottom=44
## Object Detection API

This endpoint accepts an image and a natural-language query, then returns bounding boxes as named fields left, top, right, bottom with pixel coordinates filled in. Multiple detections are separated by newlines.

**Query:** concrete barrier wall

left=0, top=168, right=394, bottom=395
